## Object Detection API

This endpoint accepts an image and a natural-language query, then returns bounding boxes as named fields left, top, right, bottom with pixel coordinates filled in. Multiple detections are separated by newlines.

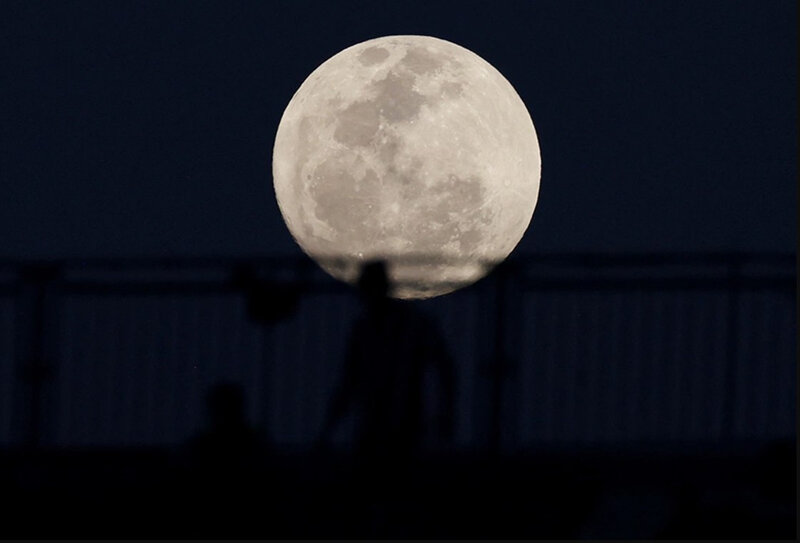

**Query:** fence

left=0, top=253, right=794, bottom=451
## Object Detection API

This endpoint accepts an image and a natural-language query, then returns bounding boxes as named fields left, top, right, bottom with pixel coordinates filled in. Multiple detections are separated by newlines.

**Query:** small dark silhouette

left=319, top=260, right=456, bottom=470
left=178, top=382, right=271, bottom=534
left=188, top=382, right=265, bottom=460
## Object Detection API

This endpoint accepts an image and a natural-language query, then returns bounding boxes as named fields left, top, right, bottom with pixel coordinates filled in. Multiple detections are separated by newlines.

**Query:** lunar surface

left=273, top=35, right=540, bottom=298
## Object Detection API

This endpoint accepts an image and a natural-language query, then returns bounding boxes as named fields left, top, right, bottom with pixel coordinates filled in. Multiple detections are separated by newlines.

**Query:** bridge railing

left=0, top=253, right=794, bottom=451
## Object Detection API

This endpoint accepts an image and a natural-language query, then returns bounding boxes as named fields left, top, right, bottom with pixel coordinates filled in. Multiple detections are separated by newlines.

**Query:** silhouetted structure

left=0, top=254, right=793, bottom=538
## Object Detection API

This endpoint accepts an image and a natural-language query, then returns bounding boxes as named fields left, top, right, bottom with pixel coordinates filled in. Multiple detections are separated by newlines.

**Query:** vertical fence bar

left=722, top=261, right=741, bottom=438
left=14, top=265, right=60, bottom=449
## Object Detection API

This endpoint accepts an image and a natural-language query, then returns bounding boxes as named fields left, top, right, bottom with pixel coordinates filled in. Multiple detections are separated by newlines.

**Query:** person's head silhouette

left=357, top=260, right=390, bottom=303
left=206, top=382, right=246, bottom=430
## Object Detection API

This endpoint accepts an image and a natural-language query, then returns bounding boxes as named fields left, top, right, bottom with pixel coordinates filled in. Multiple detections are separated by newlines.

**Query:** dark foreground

left=1, top=440, right=794, bottom=539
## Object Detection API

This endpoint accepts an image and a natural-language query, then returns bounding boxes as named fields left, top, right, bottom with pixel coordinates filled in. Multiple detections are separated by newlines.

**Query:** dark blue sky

left=1, top=0, right=795, bottom=259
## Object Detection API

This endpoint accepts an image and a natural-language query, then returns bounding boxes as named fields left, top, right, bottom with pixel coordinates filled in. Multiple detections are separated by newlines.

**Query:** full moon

left=273, top=35, right=540, bottom=299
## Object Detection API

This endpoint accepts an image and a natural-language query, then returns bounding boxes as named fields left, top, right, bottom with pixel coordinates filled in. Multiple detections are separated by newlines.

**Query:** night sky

left=1, top=0, right=795, bottom=259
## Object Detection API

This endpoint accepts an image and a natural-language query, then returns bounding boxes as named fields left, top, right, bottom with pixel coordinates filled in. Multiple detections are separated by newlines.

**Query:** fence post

left=488, top=262, right=509, bottom=454
left=721, top=259, right=741, bottom=438
left=15, top=264, right=60, bottom=449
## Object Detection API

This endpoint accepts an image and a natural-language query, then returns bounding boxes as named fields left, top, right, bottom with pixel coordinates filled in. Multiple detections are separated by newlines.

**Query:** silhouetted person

left=180, top=382, right=271, bottom=535
left=320, top=260, right=455, bottom=499
left=188, top=382, right=265, bottom=460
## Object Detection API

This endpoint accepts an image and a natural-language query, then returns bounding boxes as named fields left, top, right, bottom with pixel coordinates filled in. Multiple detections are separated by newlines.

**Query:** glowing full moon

left=273, top=35, right=540, bottom=298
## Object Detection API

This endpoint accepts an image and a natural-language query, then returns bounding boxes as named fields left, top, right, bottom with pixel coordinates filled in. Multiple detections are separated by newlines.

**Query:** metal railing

left=0, top=253, right=794, bottom=451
